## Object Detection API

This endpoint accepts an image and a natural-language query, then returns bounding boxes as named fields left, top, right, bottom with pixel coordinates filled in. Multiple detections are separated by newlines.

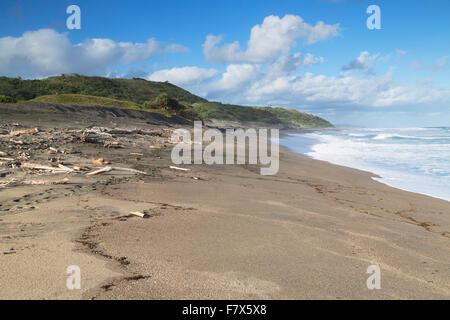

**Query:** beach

left=1, top=103, right=449, bottom=299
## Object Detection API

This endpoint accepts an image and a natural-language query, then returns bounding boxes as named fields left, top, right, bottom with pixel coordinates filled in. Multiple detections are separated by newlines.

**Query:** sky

left=0, top=0, right=449, bottom=127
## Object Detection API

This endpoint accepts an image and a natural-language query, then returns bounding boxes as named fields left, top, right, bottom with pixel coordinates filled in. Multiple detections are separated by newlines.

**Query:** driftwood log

left=86, top=166, right=148, bottom=176
left=21, top=163, right=73, bottom=173
left=169, top=166, right=191, bottom=172
left=129, top=211, right=150, bottom=218
left=9, top=128, right=39, bottom=137
left=0, top=178, right=69, bottom=188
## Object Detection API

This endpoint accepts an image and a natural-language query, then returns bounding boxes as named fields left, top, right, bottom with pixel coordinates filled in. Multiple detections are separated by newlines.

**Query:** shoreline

left=280, top=131, right=450, bottom=203
left=1, top=104, right=449, bottom=299
left=79, top=145, right=449, bottom=299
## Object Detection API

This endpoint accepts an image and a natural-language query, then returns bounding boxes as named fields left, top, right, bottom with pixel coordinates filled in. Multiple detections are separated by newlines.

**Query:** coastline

left=280, top=130, right=450, bottom=203
left=81, top=146, right=450, bottom=299
left=1, top=104, right=449, bottom=299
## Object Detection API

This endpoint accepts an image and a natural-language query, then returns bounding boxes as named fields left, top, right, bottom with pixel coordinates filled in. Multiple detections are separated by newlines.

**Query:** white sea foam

left=281, top=128, right=450, bottom=201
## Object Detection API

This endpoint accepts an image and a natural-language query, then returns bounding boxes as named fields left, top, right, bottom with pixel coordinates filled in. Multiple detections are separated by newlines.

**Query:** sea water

left=281, top=127, right=450, bottom=201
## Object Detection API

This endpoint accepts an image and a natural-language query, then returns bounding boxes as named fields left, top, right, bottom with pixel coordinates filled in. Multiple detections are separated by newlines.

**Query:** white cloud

left=203, top=14, right=339, bottom=64
left=0, top=29, right=188, bottom=78
left=209, top=64, right=260, bottom=92
left=265, top=53, right=324, bottom=80
left=341, top=51, right=379, bottom=75
left=204, top=65, right=450, bottom=109
left=147, top=66, right=219, bottom=86
left=396, top=49, right=407, bottom=55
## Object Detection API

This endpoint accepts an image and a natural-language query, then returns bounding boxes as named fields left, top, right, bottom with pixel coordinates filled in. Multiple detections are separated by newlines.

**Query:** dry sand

left=0, top=103, right=449, bottom=299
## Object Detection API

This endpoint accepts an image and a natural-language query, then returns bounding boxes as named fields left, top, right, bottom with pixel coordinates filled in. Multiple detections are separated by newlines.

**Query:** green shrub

left=154, top=93, right=185, bottom=113
left=0, top=95, right=16, bottom=103
left=0, top=75, right=207, bottom=105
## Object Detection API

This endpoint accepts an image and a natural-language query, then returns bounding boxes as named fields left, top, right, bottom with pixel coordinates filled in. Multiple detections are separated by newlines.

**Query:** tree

left=0, top=95, right=17, bottom=103
left=154, top=93, right=183, bottom=112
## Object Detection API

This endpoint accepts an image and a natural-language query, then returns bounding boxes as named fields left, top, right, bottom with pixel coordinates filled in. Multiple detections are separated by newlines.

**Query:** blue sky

left=1, top=0, right=449, bottom=127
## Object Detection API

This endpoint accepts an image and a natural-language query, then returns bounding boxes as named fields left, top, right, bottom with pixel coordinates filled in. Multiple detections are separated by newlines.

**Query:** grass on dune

left=0, top=74, right=334, bottom=128
left=32, top=94, right=172, bottom=117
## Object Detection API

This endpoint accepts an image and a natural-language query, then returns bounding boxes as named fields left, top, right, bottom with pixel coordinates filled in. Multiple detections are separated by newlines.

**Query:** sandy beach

left=0, top=103, right=449, bottom=300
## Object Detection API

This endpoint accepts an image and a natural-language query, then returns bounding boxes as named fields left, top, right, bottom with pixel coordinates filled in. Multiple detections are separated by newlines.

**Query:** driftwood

left=137, top=130, right=159, bottom=136
left=0, top=180, right=17, bottom=188
left=0, top=178, right=69, bottom=188
left=86, top=166, right=147, bottom=176
left=71, top=165, right=88, bottom=172
left=169, top=166, right=191, bottom=172
left=22, top=178, right=70, bottom=185
left=129, top=211, right=150, bottom=218
left=108, top=129, right=157, bottom=136
left=9, top=128, right=39, bottom=137
left=83, top=127, right=112, bottom=135
left=149, top=145, right=161, bottom=149
left=21, top=163, right=73, bottom=173
left=103, top=141, right=123, bottom=148
left=0, top=157, right=15, bottom=161
left=130, top=153, right=144, bottom=156
left=91, top=158, right=110, bottom=165
left=110, top=166, right=147, bottom=175
left=57, top=164, right=75, bottom=173
left=86, top=166, right=112, bottom=176
left=49, top=147, right=61, bottom=153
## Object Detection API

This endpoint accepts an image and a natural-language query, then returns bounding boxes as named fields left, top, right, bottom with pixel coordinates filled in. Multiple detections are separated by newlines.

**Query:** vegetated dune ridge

left=0, top=75, right=334, bottom=128
left=0, top=102, right=449, bottom=300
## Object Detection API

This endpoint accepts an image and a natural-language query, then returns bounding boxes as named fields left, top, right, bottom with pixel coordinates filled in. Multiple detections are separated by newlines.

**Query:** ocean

left=280, top=127, right=450, bottom=202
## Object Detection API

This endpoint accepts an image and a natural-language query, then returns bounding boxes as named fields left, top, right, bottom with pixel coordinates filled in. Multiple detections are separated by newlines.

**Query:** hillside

left=0, top=75, right=333, bottom=128
left=0, top=74, right=206, bottom=105
left=191, top=102, right=332, bottom=128
left=33, top=94, right=141, bottom=109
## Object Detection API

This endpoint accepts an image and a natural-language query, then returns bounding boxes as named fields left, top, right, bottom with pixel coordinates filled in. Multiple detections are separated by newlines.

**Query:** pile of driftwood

left=0, top=160, right=148, bottom=190
left=9, top=128, right=40, bottom=137
left=79, top=127, right=160, bottom=148
left=0, top=178, right=70, bottom=189
left=0, top=125, right=156, bottom=191
left=19, top=162, right=148, bottom=176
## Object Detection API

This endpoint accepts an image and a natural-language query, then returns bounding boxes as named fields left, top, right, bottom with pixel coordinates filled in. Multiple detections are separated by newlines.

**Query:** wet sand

left=0, top=103, right=449, bottom=299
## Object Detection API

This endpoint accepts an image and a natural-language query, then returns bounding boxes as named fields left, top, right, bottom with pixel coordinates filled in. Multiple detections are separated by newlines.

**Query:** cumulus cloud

left=0, top=28, right=188, bottom=78
left=208, top=64, right=261, bottom=92
left=267, top=53, right=324, bottom=78
left=341, top=51, right=379, bottom=75
left=147, top=66, right=219, bottom=86
left=202, top=64, right=450, bottom=109
left=203, top=14, right=339, bottom=64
